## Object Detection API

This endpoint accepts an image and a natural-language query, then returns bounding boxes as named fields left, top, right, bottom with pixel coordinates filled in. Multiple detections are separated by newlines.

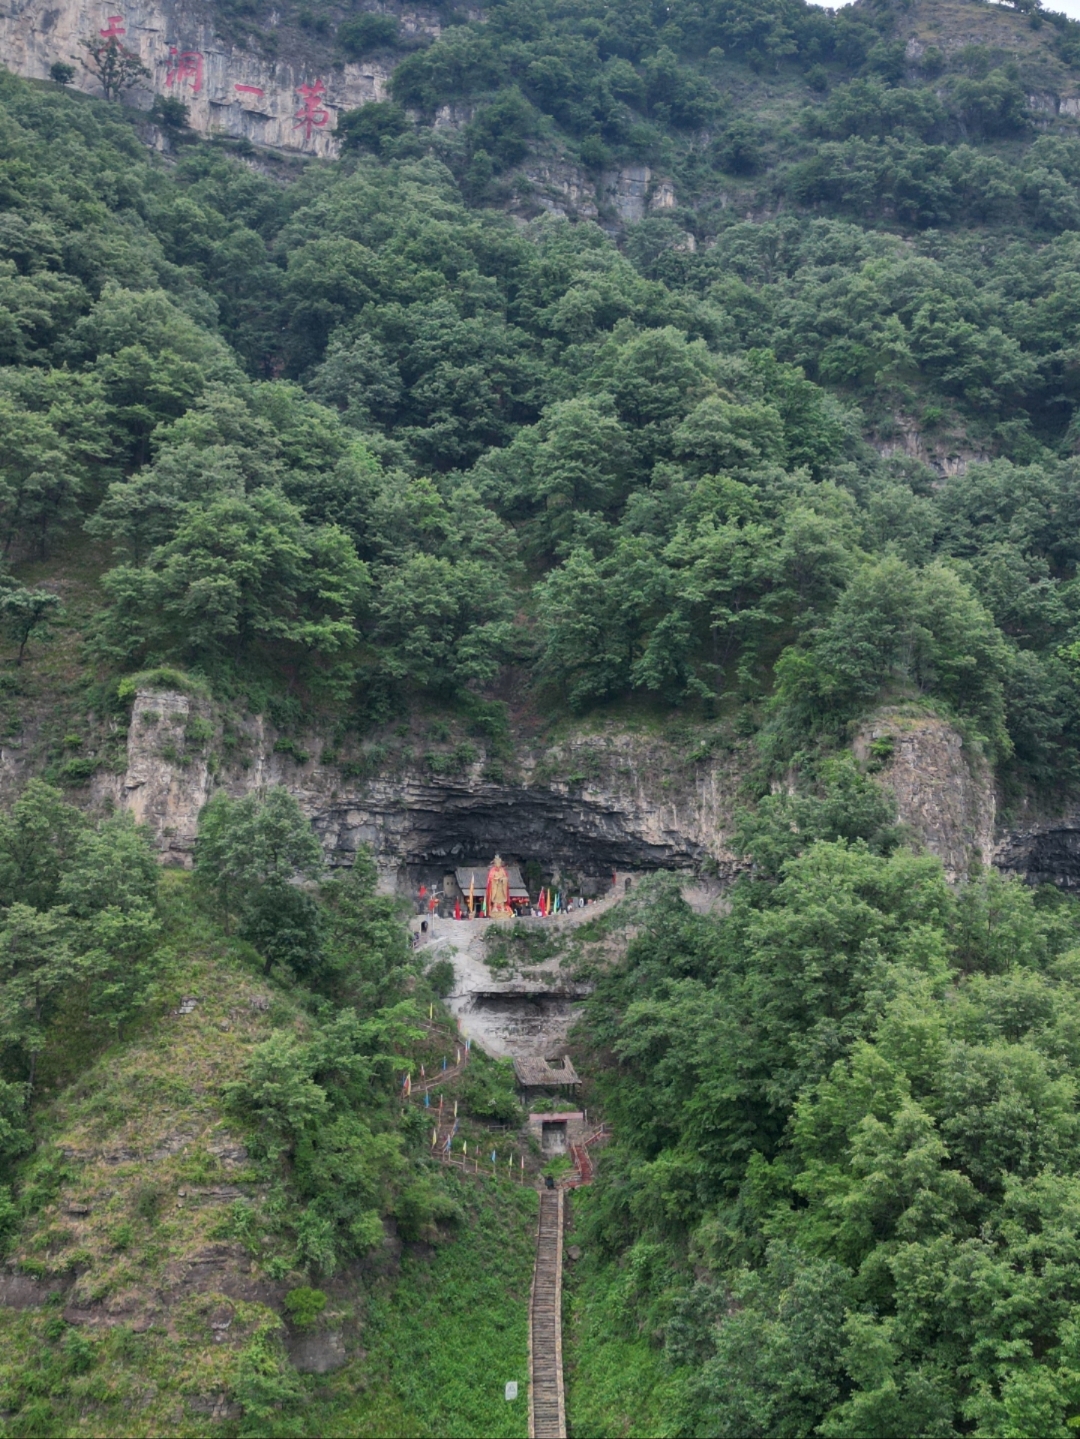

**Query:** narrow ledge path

left=529, top=1186, right=566, bottom=1439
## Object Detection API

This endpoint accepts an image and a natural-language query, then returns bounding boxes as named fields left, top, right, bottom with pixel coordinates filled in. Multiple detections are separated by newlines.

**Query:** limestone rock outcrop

left=90, top=688, right=1080, bottom=894
left=0, top=0, right=682, bottom=215
left=94, top=689, right=747, bottom=888
left=0, top=0, right=398, bottom=156
left=853, top=711, right=996, bottom=883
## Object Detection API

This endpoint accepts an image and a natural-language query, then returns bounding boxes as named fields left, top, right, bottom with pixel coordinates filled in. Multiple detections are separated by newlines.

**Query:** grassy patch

left=0, top=871, right=541, bottom=1436
left=563, top=1210, right=686, bottom=1439
left=307, top=1178, right=535, bottom=1439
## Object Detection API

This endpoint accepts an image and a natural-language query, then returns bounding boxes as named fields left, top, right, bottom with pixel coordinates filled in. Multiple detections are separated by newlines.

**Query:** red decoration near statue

left=166, top=46, right=203, bottom=94
left=294, top=80, right=329, bottom=139
left=100, top=16, right=125, bottom=37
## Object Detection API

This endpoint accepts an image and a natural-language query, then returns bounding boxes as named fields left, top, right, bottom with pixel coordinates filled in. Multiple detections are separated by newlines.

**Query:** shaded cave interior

left=372, top=787, right=699, bottom=903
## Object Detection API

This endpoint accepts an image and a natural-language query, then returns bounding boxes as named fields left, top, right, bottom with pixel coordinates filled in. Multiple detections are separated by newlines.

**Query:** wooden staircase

left=529, top=1188, right=566, bottom=1439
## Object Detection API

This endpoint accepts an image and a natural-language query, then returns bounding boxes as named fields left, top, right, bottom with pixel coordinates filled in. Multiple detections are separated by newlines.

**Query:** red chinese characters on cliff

left=166, top=46, right=203, bottom=95
left=100, top=16, right=125, bottom=38
left=294, top=80, right=329, bottom=140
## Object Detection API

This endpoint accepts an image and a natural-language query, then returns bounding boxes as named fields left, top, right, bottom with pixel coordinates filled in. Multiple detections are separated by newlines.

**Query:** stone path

left=529, top=1187, right=566, bottom=1439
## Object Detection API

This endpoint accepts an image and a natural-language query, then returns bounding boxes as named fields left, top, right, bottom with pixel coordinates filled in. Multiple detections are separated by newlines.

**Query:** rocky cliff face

left=94, top=689, right=749, bottom=890
left=993, top=802, right=1080, bottom=891
left=0, top=0, right=398, bottom=156
left=853, top=710, right=996, bottom=884
left=0, top=1, right=681, bottom=216
left=93, top=686, right=1054, bottom=899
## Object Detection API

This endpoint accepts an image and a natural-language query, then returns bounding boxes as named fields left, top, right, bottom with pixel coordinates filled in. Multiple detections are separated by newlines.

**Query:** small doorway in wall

left=541, top=1120, right=568, bottom=1154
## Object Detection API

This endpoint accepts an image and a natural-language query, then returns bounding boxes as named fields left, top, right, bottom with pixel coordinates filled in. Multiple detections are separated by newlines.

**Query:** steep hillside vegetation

left=564, top=776, right=1080, bottom=1438
left=9, top=3, right=1080, bottom=1435
left=4, top=1, right=1080, bottom=801
left=0, top=785, right=534, bottom=1437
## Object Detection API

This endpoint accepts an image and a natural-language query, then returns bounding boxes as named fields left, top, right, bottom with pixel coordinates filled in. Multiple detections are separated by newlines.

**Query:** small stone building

left=512, top=1055, right=581, bottom=1105
left=525, top=1109, right=591, bottom=1154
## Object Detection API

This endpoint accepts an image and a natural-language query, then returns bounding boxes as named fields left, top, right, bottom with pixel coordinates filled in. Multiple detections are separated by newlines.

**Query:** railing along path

left=529, top=1186, right=566, bottom=1439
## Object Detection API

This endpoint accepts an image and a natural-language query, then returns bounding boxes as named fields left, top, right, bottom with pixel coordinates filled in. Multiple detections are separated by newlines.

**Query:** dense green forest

left=5, top=0, right=1080, bottom=790
left=568, top=768, right=1080, bottom=1437
left=10, top=0, right=1080, bottom=1434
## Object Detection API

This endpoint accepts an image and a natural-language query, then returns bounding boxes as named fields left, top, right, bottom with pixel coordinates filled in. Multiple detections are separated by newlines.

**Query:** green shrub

left=133, top=1184, right=161, bottom=1224
left=56, top=757, right=98, bottom=785
left=337, top=13, right=398, bottom=58
left=234, top=1324, right=303, bottom=1436
left=866, top=734, right=895, bottom=772
left=62, top=1329, right=95, bottom=1374
left=108, top=1222, right=133, bottom=1251
left=426, top=959, right=455, bottom=996
left=273, top=738, right=310, bottom=764
left=117, top=670, right=210, bottom=704
left=185, top=715, right=214, bottom=746
left=283, top=1285, right=327, bottom=1330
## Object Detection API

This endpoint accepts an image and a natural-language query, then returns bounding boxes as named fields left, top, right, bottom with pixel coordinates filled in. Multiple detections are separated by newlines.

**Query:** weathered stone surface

left=97, top=690, right=215, bottom=865
left=97, top=688, right=749, bottom=888
left=88, top=686, right=1080, bottom=893
left=994, top=804, right=1080, bottom=891
left=287, top=1329, right=347, bottom=1374
left=0, top=0, right=397, bottom=156
left=0, top=1270, right=73, bottom=1309
left=853, top=712, right=996, bottom=883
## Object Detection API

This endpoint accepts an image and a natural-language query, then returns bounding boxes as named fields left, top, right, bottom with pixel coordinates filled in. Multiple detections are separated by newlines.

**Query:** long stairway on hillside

left=529, top=1188, right=566, bottom=1439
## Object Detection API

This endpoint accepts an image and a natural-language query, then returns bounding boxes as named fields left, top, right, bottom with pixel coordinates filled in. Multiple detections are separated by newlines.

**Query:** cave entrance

left=378, top=783, right=697, bottom=903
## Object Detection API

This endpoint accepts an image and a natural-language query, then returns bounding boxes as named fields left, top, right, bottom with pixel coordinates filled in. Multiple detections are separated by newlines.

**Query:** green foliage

left=6, top=38, right=1080, bottom=754
left=0, top=784, right=162, bottom=1101
left=193, top=786, right=322, bottom=957
left=233, top=1322, right=304, bottom=1437
left=116, top=669, right=209, bottom=704
left=426, top=959, right=455, bottom=997
left=80, top=35, right=149, bottom=102
left=148, top=95, right=190, bottom=132
left=574, top=774, right=1080, bottom=1435
left=313, top=1181, right=533, bottom=1438
left=456, top=1056, right=522, bottom=1124
left=282, top=1284, right=326, bottom=1330
left=337, top=100, right=410, bottom=157
left=225, top=1006, right=414, bottom=1272
left=336, top=14, right=399, bottom=60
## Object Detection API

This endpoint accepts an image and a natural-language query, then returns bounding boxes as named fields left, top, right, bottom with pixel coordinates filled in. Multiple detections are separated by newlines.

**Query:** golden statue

left=485, top=854, right=513, bottom=918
